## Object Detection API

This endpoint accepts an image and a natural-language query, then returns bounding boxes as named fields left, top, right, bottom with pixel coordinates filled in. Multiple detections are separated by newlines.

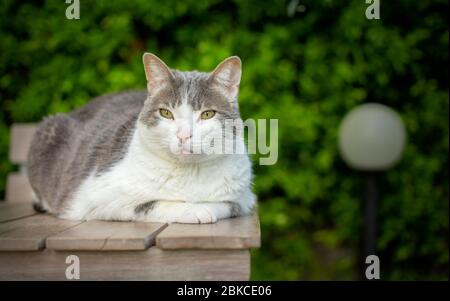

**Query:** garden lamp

left=338, top=103, right=406, bottom=259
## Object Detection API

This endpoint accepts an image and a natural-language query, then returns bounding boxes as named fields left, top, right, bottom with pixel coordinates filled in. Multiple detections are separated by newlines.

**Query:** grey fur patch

left=228, top=202, right=242, bottom=218
left=139, top=70, right=240, bottom=128
left=134, top=201, right=158, bottom=214
left=28, top=91, right=146, bottom=214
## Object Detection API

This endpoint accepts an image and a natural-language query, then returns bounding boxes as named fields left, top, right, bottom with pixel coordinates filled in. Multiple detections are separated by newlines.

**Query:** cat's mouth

left=177, top=144, right=195, bottom=155
left=174, top=146, right=208, bottom=163
left=180, top=148, right=193, bottom=155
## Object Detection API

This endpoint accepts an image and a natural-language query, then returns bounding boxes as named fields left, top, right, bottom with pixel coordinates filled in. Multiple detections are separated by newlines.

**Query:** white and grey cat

left=27, top=53, right=256, bottom=224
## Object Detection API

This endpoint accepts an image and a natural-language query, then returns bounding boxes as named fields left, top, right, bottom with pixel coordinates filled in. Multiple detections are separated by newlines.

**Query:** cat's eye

left=200, top=110, right=216, bottom=120
left=159, top=108, right=174, bottom=119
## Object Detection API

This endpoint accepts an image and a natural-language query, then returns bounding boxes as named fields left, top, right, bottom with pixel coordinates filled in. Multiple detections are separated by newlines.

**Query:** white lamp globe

left=338, top=103, right=406, bottom=171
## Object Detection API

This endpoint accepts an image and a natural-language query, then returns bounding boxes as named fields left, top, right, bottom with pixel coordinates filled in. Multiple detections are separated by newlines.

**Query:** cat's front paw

left=175, top=204, right=217, bottom=224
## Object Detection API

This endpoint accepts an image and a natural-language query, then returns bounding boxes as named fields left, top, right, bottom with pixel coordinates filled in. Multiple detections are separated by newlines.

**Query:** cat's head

left=137, top=53, right=243, bottom=163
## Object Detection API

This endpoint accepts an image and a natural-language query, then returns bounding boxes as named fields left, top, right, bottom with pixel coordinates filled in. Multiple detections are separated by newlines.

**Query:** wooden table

left=0, top=124, right=260, bottom=280
left=0, top=203, right=259, bottom=280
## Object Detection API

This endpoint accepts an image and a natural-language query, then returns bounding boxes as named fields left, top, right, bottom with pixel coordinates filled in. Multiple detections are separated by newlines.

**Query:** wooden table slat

left=156, top=212, right=261, bottom=250
left=46, top=220, right=167, bottom=251
left=0, top=204, right=261, bottom=252
left=0, top=248, right=250, bottom=280
left=0, top=214, right=83, bottom=251
left=0, top=203, right=36, bottom=223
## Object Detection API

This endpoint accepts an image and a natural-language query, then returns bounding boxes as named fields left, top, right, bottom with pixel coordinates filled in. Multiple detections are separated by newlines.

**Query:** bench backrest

left=6, top=124, right=36, bottom=203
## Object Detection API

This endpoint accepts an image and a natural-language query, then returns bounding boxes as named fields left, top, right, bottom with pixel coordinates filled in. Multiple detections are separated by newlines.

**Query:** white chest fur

left=62, top=130, right=255, bottom=221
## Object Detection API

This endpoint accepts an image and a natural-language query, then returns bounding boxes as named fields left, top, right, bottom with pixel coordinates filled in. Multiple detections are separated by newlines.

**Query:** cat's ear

left=142, top=53, right=174, bottom=95
left=208, top=56, right=242, bottom=99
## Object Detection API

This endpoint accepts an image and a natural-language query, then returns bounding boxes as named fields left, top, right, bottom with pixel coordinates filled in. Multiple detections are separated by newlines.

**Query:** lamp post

left=338, top=103, right=406, bottom=264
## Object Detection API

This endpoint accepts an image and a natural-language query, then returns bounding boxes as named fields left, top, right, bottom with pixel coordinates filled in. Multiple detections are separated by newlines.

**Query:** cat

left=27, top=53, right=256, bottom=224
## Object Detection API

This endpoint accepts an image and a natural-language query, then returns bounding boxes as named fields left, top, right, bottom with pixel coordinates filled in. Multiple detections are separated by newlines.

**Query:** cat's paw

left=194, top=204, right=218, bottom=224
left=175, top=204, right=217, bottom=224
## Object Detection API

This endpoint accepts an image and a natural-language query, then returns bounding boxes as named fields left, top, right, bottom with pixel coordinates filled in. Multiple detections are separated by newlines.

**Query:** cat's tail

left=32, top=201, right=47, bottom=213
left=31, top=191, right=49, bottom=213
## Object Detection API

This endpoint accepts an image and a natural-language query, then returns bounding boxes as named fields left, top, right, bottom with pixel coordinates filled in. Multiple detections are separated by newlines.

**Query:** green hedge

left=0, top=0, right=448, bottom=280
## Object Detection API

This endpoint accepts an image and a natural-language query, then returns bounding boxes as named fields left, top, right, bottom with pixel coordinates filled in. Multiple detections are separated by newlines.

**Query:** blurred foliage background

left=0, top=0, right=448, bottom=280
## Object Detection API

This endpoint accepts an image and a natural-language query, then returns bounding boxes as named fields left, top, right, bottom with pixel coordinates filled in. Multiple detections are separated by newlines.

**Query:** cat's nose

left=176, top=130, right=192, bottom=144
